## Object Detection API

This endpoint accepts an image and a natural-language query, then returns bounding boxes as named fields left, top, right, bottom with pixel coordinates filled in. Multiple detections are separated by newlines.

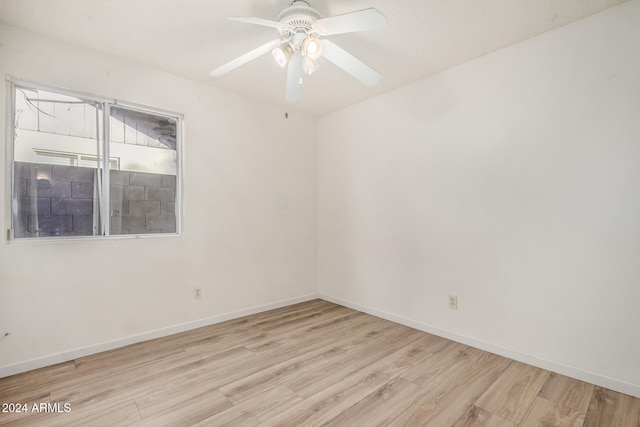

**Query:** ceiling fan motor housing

left=278, top=0, right=322, bottom=37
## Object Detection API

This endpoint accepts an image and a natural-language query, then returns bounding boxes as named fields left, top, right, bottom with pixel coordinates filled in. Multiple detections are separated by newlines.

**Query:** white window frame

left=6, top=78, right=183, bottom=241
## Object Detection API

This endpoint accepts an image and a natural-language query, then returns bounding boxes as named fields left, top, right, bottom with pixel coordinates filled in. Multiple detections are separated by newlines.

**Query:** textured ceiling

left=0, top=0, right=629, bottom=116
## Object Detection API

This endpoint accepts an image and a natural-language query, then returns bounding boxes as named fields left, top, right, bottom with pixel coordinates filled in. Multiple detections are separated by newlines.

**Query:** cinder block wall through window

left=13, top=162, right=176, bottom=237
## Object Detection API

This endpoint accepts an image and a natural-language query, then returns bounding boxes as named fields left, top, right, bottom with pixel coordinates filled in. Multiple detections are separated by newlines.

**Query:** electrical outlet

left=448, top=295, right=458, bottom=310
left=194, top=287, right=202, bottom=300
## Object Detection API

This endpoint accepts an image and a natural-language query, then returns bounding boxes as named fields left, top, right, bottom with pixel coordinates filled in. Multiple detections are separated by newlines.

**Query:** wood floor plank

left=451, top=405, right=515, bottom=427
left=260, top=334, right=444, bottom=426
left=132, top=325, right=358, bottom=417
left=45, top=344, right=271, bottom=425
left=131, top=390, right=231, bottom=427
left=177, top=299, right=331, bottom=342
left=0, top=361, right=74, bottom=403
left=400, top=340, right=479, bottom=390
left=219, top=338, right=345, bottom=404
left=0, top=400, right=141, bottom=427
left=0, top=397, right=53, bottom=426
left=191, top=384, right=302, bottom=426
left=475, top=361, right=551, bottom=424
left=242, top=325, right=343, bottom=358
left=322, top=376, right=423, bottom=426
left=519, top=396, right=585, bottom=427
left=49, top=345, right=255, bottom=405
left=45, top=346, right=210, bottom=401
left=171, top=300, right=331, bottom=349
left=179, top=329, right=268, bottom=354
left=121, top=346, right=277, bottom=417
left=53, top=401, right=141, bottom=427
left=2, top=300, right=638, bottom=427
left=284, top=322, right=425, bottom=398
left=583, top=387, right=640, bottom=427
left=389, top=351, right=512, bottom=426
left=538, top=372, right=595, bottom=414
left=244, top=310, right=371, bottom=355
left=249, top=303, right=347, bottom=334
left=0, top=391, right=50, bottom=422
left=73, top=338, right=185, bottom=374
left=258, top=366, right=379, bottom=426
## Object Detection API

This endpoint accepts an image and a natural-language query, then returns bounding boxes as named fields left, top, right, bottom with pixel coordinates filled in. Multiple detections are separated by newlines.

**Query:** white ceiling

left=0, top=0, right=628, bottom=116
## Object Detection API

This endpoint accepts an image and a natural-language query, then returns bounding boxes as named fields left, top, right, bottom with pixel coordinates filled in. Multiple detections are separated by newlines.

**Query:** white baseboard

left=0, top=293, right=318, bottom=379
left=319, top=293, right=640, bottom=399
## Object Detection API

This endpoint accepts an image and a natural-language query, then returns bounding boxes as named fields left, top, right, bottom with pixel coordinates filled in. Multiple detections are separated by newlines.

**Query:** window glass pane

left=9, top=84, right=180, bottom=240
left=108, top=106, right=177, bottom=235
left=12, top=87, right=102, bottom=238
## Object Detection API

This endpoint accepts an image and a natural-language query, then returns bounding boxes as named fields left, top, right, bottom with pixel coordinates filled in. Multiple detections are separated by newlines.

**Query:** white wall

left=318, top=0, right=640, bottom=397
left=0, top=24, right=317, bottom=374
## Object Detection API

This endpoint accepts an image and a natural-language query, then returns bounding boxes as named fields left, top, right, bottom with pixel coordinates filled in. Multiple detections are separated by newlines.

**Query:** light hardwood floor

left=1, top=299, right=638, bottom=426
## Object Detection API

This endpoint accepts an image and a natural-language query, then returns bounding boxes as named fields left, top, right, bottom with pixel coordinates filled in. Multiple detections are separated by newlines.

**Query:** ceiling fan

left=210, top=0, right=387, bottom=102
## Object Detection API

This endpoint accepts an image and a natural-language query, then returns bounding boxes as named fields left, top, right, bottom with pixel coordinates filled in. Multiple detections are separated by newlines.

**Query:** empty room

left=1, top=0, right=639, bottom=425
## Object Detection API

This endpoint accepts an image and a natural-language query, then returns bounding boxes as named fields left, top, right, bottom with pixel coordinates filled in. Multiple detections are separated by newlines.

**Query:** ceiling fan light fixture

left=302, top=37, right=323, bottom=59
left=302, top=56, right=319, bottom=75
left=272, top=42, right=294, bottom=68
left=211, top=2, right=388, bottom=101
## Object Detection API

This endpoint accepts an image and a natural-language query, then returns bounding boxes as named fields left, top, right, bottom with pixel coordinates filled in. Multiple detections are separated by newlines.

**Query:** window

left=9, top=82, right=181, bottom=239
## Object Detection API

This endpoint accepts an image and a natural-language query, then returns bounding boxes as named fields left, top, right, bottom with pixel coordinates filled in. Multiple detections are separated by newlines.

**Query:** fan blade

left=313, top=8, right=386, bottom=35
left=321, top=40, right=381, bottom=86
left=210, top=39, right=284, bottom=77
left=228, top=16, right=285, bottom=30
left=285, top=54, right=303, bottom=102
